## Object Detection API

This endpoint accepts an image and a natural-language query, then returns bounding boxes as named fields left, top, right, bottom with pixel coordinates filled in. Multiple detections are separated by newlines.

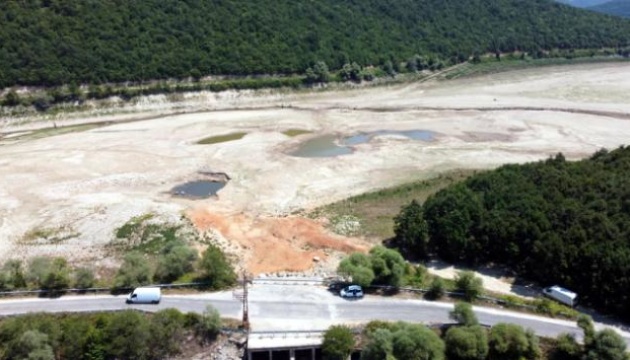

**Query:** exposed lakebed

left=289, top=130, right=435, bottom=158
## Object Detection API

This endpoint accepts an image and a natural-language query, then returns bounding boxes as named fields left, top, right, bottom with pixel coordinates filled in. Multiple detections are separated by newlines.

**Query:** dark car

left=340, top=285, right=364, bottom=299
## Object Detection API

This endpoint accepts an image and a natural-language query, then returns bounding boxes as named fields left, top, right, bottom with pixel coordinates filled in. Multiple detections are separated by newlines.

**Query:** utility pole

left=233, top=271, right=250, bottom=331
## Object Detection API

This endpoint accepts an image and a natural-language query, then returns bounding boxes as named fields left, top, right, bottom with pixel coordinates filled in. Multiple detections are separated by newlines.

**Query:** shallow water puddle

left=171, top=180, right=226, bottom=199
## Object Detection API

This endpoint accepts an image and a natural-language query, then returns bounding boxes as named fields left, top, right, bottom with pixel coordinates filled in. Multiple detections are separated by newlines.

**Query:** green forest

left=394, top=147, right=630, bottom=320
left=1, top=0, right=630, bottom=88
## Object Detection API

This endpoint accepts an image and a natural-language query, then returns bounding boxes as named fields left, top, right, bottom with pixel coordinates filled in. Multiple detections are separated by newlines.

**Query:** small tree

left=362, top=328, right=394, bottom=360
left=16, top=330, right=55, bottom=360
left=454, top=271, right=483, bottom=301
left=114, top=252, right=152, bottom=290
left=577, top=314, right=595, bottom=348
left=3, top=90, right=21, bottom=107
left=104, top=310, right=150, bottom=360
left=450, top=302, right=479, bottom=326
left=154, top=244, right=198, bottom=283
left=337, top=253, right=374, bottom=287
left=488, top=323, right=535, bottom=360
left=312, top=61, right=331, bottom=83
left=197, top=305, right=222, bottom=341
left=369, top=246, right=406, bottom=287
left=445, top=325, right=488, bottom=360
left=198, top=244, right=236, bottom=289
left=73, top=267, right=95, bottom=289
left=426, top=277, right=446, bottom=300
left=391, top=323, right=445, bottom=360
left=322, top=325, right=355, bottom=360
left=149, top=308, right=186, bottom=358
left=2, top=259, right=26, bottom=289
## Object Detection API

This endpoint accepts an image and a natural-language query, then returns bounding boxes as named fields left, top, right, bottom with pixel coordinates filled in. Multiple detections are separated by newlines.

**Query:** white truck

left=542, top=285, right=578, bottom=307
left=126, top=287, right=161, bottom=304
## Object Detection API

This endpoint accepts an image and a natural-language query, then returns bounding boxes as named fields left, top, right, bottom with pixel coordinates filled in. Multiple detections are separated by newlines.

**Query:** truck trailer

left=542, top=285, right=578, bottom=307
left=126, top=287, right=161, bottom=304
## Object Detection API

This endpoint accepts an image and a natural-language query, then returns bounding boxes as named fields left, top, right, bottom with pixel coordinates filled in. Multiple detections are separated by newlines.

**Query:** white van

left=126, top=287, right=161, bottom=304
left=542, top=285, right=578, bottom=307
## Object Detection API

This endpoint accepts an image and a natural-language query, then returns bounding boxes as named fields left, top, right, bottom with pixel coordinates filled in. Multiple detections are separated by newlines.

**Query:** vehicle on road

left=126, top=287, right=161, bottom=304
left=543, top=285, right=578, bottom=307
left=340, top=285, right=364, bottom=299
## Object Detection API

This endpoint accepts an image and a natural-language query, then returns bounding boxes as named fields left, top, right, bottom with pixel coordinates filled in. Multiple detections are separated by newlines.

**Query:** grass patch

left=196, top=132, right=247, bottom=145
left=21, top=225, right=80, bottom=244
left=282, top=129, right=312, bottom=137
left=309, top=169, right=476, bottom=241
left=111, top=214, right=190, bottom=254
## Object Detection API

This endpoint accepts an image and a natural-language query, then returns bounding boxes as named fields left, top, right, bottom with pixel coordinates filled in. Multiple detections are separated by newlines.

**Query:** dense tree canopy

left=1, top=0, right=629, bottom=88
left=396, top=146, right=630, bottom=319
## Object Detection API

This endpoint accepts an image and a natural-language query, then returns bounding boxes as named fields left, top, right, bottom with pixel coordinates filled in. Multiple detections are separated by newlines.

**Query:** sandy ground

left=1, top=62, right=630, bottom=285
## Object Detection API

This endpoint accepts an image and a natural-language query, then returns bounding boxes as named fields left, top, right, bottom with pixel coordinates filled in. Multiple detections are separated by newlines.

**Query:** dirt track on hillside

left=1, top=62, right=630, bottom=279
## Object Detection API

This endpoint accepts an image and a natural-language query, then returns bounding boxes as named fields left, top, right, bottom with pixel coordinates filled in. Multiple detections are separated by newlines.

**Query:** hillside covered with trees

left=589, top=0, right=630, bottom=18
left=1, top=0, right=630, bottom=88
left=394, top=147, right=630, bottom=320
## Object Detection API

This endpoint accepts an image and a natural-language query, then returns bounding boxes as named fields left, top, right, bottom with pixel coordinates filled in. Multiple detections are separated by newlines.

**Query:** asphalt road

left=0, top=284, right=628, bottom=346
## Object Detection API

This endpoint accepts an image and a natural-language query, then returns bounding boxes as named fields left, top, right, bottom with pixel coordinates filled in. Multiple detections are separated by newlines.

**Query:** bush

left=198, top=244, right=236, bottom=289
left=114, top=252, right=153, bottom=290
left=104, top=310, right=151, bottom=360
left=370, top=246, right=406, bottom=287
left=154, top=243, right=198, bottom=283
left=550, top=333, right=581, bottom=360
left=488, top=323, right=538, bottom=360
left=391, top=323, right=445, bottom=360
left=322, top=325, right=355, bottom=360
left=148, top=308, right=186, bottom=358
left=426, top=277, right=446, bottom=300
left=197, top=305, right=222, bottom=341
left=337, top=253, right=374, bottom=288
left=454, top=271, right=483, bottom=301
left=73, top=267, right=95, bottom=289
left=584, top=329, right=628, bottom=360
left=450, top=302, right=479, bottom=326
left=444, top=325, right=488, bottom=360
left=27, top=257, right=70, bottom=292
left=362, top=328, right=394, bottom=360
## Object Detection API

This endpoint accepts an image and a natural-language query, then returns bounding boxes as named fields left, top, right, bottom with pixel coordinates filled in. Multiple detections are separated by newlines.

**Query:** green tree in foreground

left=391, top=323, right=445, bottom=360
left=584, top=329, right=629, bottom=360
left=450, top=302, right=479, bottom=326
left=198, top=244, right=236, bottom=289
left=454, top=271, right=483, bottom=301
left=322, top=325, right=355, bottom=360
left=16, top=330, right=55, bottom=360
left=362, top=328, right=394, bottom=360
left=445, top=325, right=489, bottom=360
left=488, top=323, right=540, bottom=360
left=104, top=310, right=150, bottom=360
left=148, top=308, right=186, bottom=358
left=550, top=333, right=581, bottom=360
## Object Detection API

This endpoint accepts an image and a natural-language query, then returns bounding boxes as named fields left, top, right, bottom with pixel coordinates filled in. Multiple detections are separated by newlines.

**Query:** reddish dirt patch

left=187, top=207, right=369, bottom=275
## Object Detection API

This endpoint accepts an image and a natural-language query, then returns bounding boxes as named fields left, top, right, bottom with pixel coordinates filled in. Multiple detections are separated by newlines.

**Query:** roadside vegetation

left=323, top=311, right=629, bottom=360
left=336, top=247, right=579, bottom=320
left=0, top=215, right=237, bottom=294
left=0, top=305, right=234, bottom=360
left=392, top=146, right=630, bottom=321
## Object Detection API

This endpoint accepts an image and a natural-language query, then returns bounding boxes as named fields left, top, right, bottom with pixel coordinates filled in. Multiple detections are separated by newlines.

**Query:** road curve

left=0, top=285, right=628, bottom=347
